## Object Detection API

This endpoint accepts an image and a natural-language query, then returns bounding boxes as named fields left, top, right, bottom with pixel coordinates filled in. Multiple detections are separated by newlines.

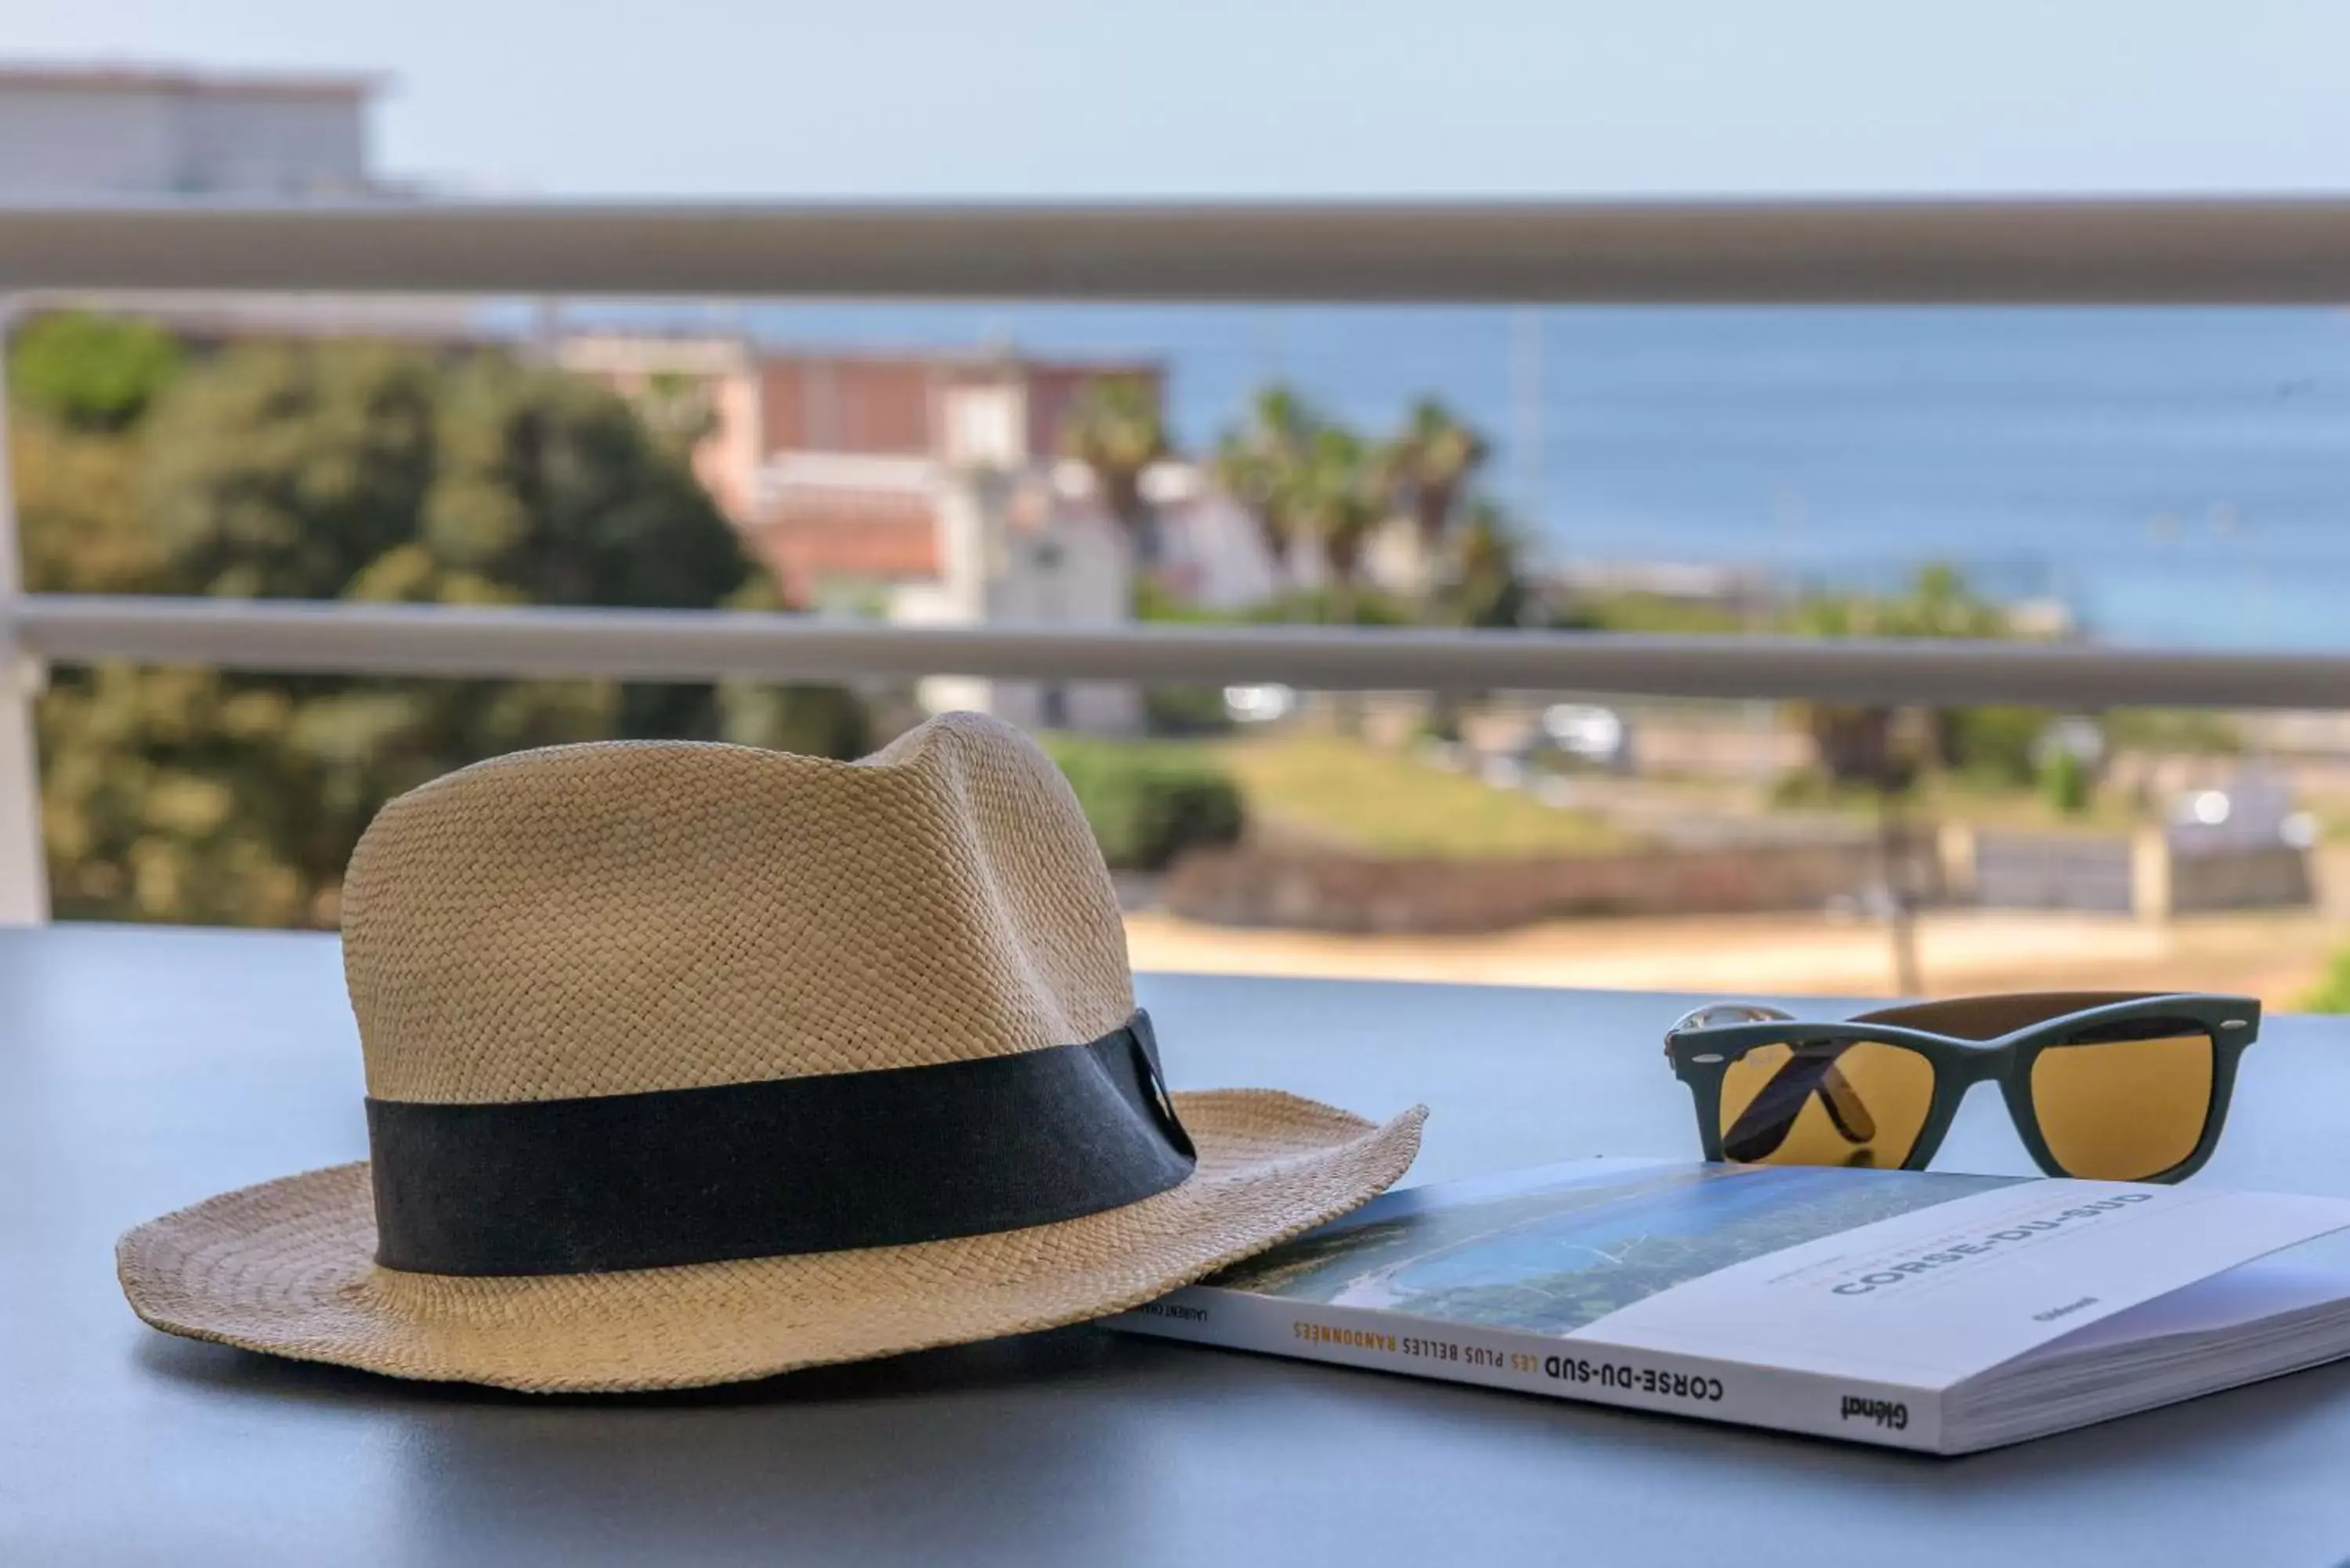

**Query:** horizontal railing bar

left=9, top=199, right=2350, bottom=302
left=8, top=595, right=2347, bottom=710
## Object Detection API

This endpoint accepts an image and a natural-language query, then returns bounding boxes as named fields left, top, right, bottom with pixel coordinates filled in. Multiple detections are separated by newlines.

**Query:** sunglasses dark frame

left=1664, top=991, right=2261, bottom=1183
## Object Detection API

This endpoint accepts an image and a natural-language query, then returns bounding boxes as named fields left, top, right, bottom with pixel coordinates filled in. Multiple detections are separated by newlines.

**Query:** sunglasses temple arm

left=1719, top=1050, right=1878, bottom=1161
left=1816, top=1063, right=1879, bottom=1144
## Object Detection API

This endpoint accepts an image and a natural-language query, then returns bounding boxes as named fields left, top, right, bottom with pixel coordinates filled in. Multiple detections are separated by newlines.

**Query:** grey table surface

left=10, top=923, right=2350, bottom=1567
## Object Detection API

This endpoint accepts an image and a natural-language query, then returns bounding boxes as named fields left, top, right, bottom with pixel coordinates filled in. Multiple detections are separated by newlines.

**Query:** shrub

left=2105, top=708, right=2243, bottom=756
left=1046, top=739, right=1245, bottom=871
left=2040, top=746, right=2092, bottom=816
left=1943, top=706, right=2046, bottom=788
left=2305, top=948, right=2350, bottom=1014
left=10, top=310, right=183, bottom=431
left=1143, top=685, right=1235, bottom=737
left=1769, top=767, right=1837, bottom=808
left=1246, top=586, right=1415, bottom=627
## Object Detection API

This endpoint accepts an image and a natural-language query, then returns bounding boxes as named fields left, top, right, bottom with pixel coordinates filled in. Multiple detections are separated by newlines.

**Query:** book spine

left=1112, top=1288, right=1945, bottom=1453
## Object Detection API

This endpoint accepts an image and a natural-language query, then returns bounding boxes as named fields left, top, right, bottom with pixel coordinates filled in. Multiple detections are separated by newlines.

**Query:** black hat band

left=365, top=1010, right=1195, bottom=1277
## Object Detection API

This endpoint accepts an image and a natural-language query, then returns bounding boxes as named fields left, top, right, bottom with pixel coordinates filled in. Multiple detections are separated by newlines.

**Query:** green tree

left=2305, top=947, right=2350, bottom=1013
left=1781, top=565, right=2023, bottom=995
left=135, top=342, right=754, bottom=739
left=137, top=340, right=439, bottom=600
left=638, top=369, right=720, bottom=450
left=2041, top=746, right=2092, bottom=816
left=1434, top=498, right=1531, bottom=630
left=9, top=409, right=161, bottom=594
left=1218, top=388, right=1524, bottom=631
left=1062, top=374, right=1170, bottom=581
left=1292, top=425, right=1386, bottom=621
left=9, top=310, right=183, bottom=432
left=20, top=336, right=866, bottom=927
left=712, top=576, right=875, bottom=760
left=1940, top=705, right=2047, bottom=788
left=1378, top=398, right=1488, bottom=589
left=1213, top=385, right=1319, bottom=591
left=1412, top=494, right=1531, bottom=744
left=1788, top=565, right=2013, bottom=789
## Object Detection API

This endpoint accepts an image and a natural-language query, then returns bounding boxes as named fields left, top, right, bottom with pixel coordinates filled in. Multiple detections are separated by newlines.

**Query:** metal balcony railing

left=8, top=197, right=2350, bottom=926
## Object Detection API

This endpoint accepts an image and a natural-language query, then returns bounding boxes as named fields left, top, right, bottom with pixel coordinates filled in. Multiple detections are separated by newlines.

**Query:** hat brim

left=117, top=1089, right=1425, bottom=1393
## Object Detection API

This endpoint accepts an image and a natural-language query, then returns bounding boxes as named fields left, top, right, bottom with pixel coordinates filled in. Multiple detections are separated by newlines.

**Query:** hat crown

left=341, top=713, right=1134, bottom=1104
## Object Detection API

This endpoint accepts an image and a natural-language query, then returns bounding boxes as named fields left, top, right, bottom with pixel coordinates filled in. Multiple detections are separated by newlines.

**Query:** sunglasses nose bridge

left=1922, top=1049, right=2022, bottom=1160
left=1943, top=1041, right=2011, bottom=1091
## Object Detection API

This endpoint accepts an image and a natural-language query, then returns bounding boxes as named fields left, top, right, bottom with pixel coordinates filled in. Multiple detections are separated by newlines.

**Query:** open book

left=1110, top=1159, right=2350, bottom=1453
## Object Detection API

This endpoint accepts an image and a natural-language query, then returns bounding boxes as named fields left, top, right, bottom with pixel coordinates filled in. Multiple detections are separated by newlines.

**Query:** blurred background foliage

left=7, top=313, right=2169, bottom=933
left=13, top=313, right=866, bottom=927
left=1043, top=735, right=1244, bottom=871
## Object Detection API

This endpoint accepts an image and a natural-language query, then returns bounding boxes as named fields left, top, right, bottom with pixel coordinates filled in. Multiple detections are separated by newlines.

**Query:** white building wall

left=0, top=74, right=371, bottom=197
left=910, top=467, right=1141, bottom=735
left=179, top=91, right=371, bottom=195
left=985, top=508, right=1141, bottom=735
left=908, top=471, right=1000, bottom=721
left=0, top=85, right=179, bottom=195
left=1135, top=461, right=1282, bottom=610
left=986, top=518, right=1128, bottom=629
left=1360, top=515, right=1433, bottom=599
left=1165, top=491, right=1282, bottom=609
left=940, top=382, right=1029, bottom=467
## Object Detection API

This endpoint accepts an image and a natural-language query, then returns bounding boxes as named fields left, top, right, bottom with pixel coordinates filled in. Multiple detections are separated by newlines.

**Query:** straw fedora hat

left=118, top=712, right=1425, bottom=1392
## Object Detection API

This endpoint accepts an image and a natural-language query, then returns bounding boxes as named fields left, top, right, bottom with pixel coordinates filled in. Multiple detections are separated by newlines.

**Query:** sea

left=645, top=302, right=2350, bottom=652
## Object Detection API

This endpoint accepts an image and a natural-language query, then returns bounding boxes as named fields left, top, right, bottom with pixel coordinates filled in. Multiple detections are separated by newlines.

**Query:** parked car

left=1223, top=683, right=1297, bottom=724
left=1535, top=703, right=1634, bottom=773
left=2167, top=768, right=2316, bottom=851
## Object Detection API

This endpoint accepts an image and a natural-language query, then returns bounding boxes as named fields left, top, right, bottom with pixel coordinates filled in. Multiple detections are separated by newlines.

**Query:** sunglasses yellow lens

left=1716, top=1040, right=1936, bottom=1169
left=2030, top=1020, right=2214, bottom=1180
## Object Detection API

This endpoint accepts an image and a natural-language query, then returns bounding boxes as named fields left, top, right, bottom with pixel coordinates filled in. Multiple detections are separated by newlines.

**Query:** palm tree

left=1293, top=426, right=1386, bottom=623
left=1791, top=565, right=2008, bottom=786
left=1213, top=385, right=1319, bottom=591
left=1405, top=494, right=1531, bottom=744
left=1785, top=566, right=2008, bottom=995
left=1379, top=399, right=1489, bottom=590
left=1437, top=498, right=1530, bottom=630
left=1061, top=375, right=1170, bottom=575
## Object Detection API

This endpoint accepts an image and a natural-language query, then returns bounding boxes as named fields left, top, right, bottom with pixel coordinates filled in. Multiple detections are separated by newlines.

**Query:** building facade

left=0, top=63, right=381, bottom=198
left=562, top=335, right=1277, bottom=734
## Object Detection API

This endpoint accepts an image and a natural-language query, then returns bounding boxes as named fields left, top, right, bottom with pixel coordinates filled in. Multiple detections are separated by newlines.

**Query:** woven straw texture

left=118, top=712, right=1426, bottom=1390
left=342, top=711, right=1142, bottom=1101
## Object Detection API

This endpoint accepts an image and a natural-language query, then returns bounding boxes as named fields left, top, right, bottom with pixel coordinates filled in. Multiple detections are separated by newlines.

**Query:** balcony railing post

left=0, top=298, right=50, bottom=924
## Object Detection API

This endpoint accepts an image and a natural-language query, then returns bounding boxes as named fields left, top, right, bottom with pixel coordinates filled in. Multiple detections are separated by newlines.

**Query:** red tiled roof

left=748, top=486, right=941, bottom=598
left=754, top=352, right=1166, bottom=460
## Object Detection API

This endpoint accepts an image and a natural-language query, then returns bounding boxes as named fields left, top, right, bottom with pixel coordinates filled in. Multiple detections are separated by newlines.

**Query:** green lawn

left=1770, top=764, right=2150, bottom=837
left=1123, top=729, right=2177, bottom=865
left=1212, top=733, right=1632, bottom=859
left=1856, top=776, right=2145, bottom=837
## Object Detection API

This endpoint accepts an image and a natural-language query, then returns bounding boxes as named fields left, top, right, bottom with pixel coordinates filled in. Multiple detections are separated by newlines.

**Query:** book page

left=2016, top=1256, right=2350, bottom=1360
left=1573, top=1182, right=2350, bottom=1388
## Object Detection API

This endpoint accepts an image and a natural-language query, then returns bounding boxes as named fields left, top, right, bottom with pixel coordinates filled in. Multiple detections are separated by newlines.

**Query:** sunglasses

left=1663, top=991, right=2261, bottom=1183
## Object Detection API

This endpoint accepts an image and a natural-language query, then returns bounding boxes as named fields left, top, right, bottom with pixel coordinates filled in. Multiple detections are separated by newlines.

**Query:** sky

left=11, top=0, right=2350, bottom=200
